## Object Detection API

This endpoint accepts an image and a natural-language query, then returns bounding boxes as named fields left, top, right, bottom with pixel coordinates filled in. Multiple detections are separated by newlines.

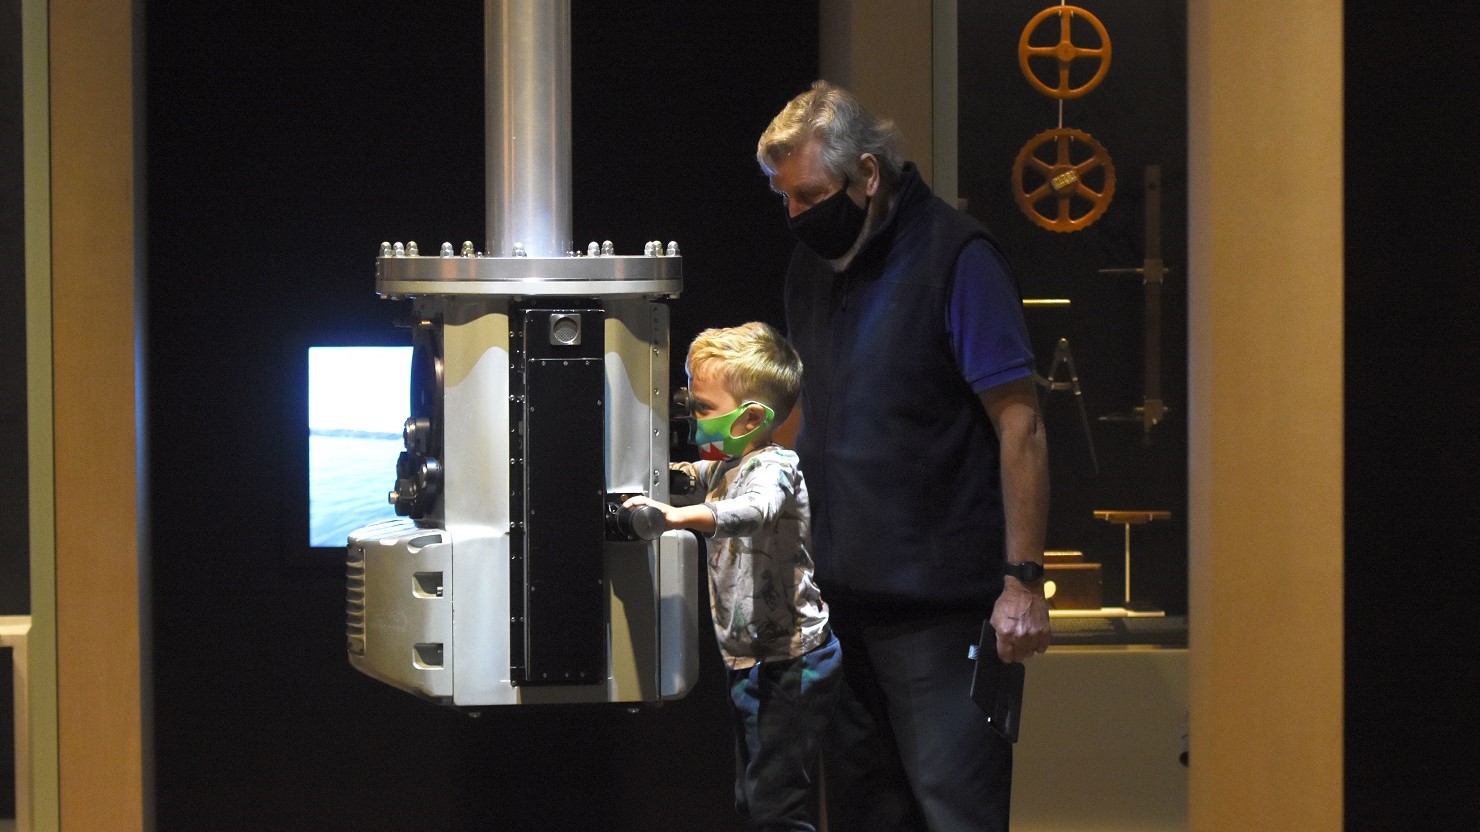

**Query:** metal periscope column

left=346, top=0, right=699, bottom=707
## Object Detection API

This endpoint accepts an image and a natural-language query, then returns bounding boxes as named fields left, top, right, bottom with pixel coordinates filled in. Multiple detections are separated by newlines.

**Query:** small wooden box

left=1044, top=551, right=1103, bottom=610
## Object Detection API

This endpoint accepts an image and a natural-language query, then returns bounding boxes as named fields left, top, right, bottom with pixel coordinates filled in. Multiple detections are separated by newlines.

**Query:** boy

left=624, top=321, right=839, bottom=832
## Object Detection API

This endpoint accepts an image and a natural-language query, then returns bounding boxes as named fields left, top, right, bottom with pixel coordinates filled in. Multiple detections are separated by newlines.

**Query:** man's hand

left=990, top=579, right=1052, bottom=662
left=979, top=377, right=1051, bottom=663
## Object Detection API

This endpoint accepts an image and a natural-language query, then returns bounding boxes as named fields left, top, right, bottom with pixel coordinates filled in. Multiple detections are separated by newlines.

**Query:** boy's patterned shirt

left=674, top=445, right=830, bottom=669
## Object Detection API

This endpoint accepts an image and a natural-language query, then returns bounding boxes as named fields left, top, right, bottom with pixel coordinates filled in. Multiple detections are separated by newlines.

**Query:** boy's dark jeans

left=728, top=632, right=843, bottom=831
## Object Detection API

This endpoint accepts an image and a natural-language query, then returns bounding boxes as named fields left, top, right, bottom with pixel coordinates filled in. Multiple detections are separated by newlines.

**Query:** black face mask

left=787, top=184, right=869, bottom=260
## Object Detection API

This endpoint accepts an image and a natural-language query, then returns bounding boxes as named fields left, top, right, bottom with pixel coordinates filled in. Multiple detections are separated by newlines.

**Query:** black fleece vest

left=785, top=166, right=1007, bottom=609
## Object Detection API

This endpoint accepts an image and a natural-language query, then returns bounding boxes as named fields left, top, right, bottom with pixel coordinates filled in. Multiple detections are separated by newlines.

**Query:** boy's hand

left=622, top=494, right=672, bottom=516
left=622, top=495, right=716, bottom=534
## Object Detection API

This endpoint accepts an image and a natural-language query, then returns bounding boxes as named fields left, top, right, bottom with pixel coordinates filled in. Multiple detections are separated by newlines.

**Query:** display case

left=958, top=0, right=1189, bottom=629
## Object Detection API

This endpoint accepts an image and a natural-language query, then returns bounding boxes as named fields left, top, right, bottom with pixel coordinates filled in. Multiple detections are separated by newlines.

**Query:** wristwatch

left=1003, top=561, right=1045, bottom=582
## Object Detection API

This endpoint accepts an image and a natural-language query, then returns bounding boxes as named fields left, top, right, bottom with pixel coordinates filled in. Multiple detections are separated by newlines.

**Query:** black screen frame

left=279, top=325, right=413, bottom=576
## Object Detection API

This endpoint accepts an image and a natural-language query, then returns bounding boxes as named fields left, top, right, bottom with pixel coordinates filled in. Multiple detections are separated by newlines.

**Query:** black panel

left=515, top=308, right=607, bottom=684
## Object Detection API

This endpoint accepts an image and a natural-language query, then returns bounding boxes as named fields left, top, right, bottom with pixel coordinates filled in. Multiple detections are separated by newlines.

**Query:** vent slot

left=412, top=571, right=444, bottom=598
left=412, top=643, right=445, bottom=669
left=346, top=546, right=366, bottom=655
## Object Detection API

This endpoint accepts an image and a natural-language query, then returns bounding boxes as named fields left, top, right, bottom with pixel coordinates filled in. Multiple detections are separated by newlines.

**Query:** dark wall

left=145, top=3, right=815, bottom=830
left=1344, top=4, right=1480, bottom=829
left=1, top=0, right=25, bottom=816
left=1, top=0, right=27, bottom=616
left=959, top=1, right=1189, bottom=615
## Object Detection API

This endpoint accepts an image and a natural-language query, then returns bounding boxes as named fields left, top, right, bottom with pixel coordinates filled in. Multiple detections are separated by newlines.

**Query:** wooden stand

left=1093, top=510, right=1171, bottom=612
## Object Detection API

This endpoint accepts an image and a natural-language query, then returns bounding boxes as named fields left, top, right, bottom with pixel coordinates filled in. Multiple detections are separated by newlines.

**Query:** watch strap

left=1003, top=561, right=1045, bottom=582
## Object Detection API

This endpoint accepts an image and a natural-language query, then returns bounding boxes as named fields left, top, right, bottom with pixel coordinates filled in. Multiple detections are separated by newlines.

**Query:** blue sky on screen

left=308, top=346, right=412, bottom=434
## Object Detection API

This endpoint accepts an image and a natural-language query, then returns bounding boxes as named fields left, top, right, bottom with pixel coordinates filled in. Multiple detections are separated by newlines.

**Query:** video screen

left=308, top=346, right=412, bottom=547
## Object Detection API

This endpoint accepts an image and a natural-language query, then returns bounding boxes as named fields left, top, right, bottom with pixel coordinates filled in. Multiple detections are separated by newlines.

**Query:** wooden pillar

left=819, top=0, right=936, bottom=187
left=1187, top=0, right=1343, bottom=828
left=22, top=0, right=59, bottom=826
left=47, top=0, right=147, bottom=828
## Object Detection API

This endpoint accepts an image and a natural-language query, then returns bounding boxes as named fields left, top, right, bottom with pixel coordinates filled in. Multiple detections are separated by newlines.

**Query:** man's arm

left=979, top=376, right=1052, bottom=662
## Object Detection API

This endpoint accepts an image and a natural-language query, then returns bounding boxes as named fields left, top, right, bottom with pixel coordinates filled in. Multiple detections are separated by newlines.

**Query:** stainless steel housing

left=346, top=0, right=699, bottom=708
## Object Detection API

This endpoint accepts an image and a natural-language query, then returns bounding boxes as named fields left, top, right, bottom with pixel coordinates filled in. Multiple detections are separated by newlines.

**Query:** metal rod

left=1124, top=522, right=1132, bottom=604
left=486, top=0, right=572, bottom=258
left=1095, top=165, right=1170, bottom=439
left=1141, top=165, right=1165, bottom=440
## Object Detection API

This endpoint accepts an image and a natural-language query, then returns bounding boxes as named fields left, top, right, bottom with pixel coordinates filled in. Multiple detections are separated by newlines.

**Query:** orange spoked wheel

left=1018, top=5, right=1112, bottom=100
left=1012, top=127, right=1116, bottom=232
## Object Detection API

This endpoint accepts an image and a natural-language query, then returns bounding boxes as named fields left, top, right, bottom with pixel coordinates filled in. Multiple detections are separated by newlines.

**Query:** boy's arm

left=624, top=455, right=795, bottom=539
left=702, top=455, right=797, bottom=539
left=622, top=494, right=717, bottom=535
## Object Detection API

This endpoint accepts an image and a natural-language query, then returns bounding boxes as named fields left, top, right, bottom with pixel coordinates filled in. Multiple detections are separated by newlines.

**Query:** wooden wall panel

left=820, top=0, right=935, bottom=186
left=49, top=0, right=145, bottom=828
left=1187, top=0, right=1343, bottom=828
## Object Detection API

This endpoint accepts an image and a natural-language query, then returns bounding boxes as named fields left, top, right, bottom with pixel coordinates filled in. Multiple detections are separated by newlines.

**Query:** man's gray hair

left=757, top=80, right=905, bottom=185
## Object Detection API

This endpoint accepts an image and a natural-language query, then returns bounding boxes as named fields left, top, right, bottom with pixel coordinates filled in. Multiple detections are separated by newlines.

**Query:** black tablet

left=970, top=620, right=1027, bottom=743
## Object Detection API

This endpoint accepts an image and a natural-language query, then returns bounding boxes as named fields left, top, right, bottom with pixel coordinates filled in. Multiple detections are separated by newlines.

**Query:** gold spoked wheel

left=1018, top=5, right=1112, bottom=100
left=1011, top=127, right=1116, bottom=232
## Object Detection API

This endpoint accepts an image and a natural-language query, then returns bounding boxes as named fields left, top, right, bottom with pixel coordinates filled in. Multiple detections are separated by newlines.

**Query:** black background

left=143, top=3, right=815, bottom=830
left=1, top=0, right=25, bottom=817
left=1343, top=3, right=1480, bottom=828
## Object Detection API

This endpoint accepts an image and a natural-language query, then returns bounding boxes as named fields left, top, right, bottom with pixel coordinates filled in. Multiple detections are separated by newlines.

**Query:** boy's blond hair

left=686, top=322, right=802, bottom=424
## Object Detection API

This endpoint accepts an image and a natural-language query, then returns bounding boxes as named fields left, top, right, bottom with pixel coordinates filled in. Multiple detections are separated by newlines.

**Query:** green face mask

left=694, top=401, right=775, bottom=461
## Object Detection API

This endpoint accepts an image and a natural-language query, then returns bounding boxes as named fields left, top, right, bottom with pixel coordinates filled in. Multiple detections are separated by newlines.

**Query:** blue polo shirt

left=949, top=239, right=1035, bottom=394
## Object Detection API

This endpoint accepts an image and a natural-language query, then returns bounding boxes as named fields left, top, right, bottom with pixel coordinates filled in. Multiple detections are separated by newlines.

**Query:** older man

left=757, top=80, right=1051, bottom=831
